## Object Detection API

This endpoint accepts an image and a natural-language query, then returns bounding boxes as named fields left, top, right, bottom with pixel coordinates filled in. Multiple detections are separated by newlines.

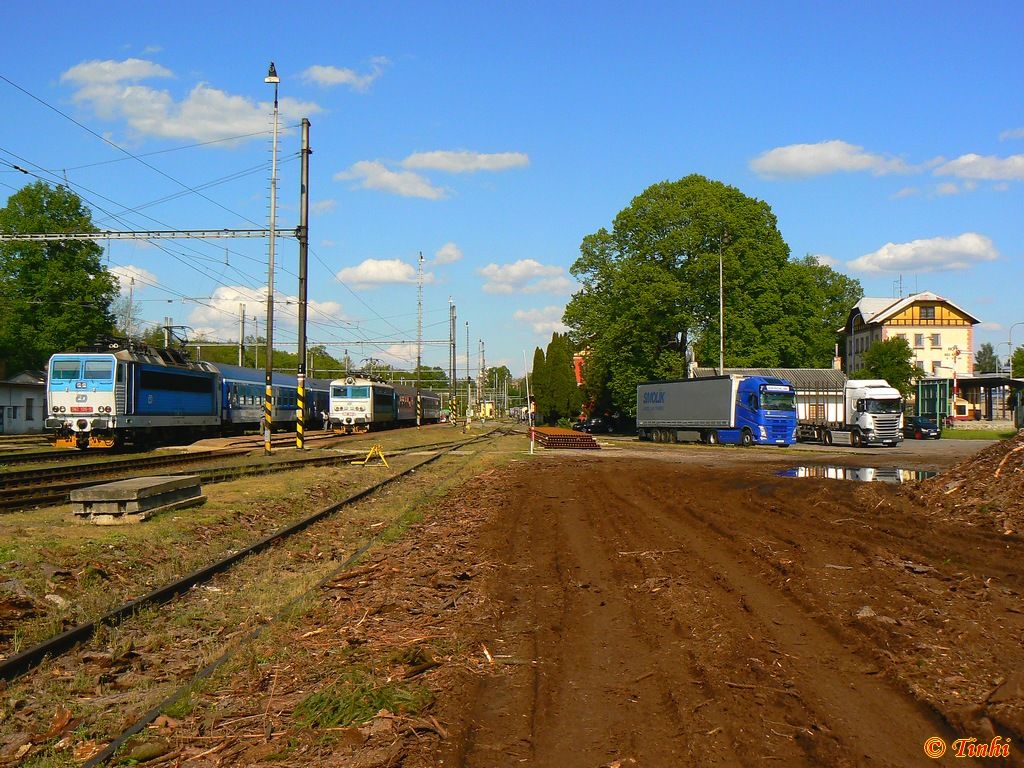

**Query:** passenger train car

left=45, top=341, right=329, bottom=449
left=328, top=375, right=441, bottom=434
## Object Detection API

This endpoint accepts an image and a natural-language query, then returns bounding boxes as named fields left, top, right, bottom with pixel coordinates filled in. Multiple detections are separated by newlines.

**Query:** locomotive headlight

left=59, top=406, right=66, bottom=413
left=52, top=406, right=59, bottom=413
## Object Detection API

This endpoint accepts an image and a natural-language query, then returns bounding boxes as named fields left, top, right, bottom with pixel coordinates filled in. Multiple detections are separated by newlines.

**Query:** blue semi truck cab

left=636, top=375, right=797, bottom=446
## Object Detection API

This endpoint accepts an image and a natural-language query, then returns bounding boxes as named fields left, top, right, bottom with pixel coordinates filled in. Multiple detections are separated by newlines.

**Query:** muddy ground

left=68, top=434, right=1024, bottom=767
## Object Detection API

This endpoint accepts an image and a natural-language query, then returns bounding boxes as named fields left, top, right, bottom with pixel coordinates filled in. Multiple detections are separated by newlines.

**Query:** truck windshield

left=865, top=399, right=902, bottom=414
left=761, top=392, right=795, bottom=411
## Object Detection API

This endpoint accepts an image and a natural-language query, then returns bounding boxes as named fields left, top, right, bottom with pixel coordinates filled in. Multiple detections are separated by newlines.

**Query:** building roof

left=3, top=370, right=45, bottom=386
left=851, top=297, right=899, bottom=324
left=692, top=367, right=847, bottom=390
left=846, top=292, right=980, bottom=330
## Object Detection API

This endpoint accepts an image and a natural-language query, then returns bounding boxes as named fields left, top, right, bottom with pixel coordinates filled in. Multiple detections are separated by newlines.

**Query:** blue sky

left=3, top=2, right=1023, bottom=377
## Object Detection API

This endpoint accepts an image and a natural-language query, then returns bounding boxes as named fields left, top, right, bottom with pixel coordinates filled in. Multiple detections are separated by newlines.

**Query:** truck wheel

left=823, top=430, right=833, bottom=446
left=851, top=431, right=862, bottom=448
left=740, top=429, right=754, bottom=447
left=707, top=431, right=719, bottom=445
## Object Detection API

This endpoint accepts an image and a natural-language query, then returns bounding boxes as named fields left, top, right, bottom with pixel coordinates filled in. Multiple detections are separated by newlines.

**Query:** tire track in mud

left=443, top=456, right=988, bottom=767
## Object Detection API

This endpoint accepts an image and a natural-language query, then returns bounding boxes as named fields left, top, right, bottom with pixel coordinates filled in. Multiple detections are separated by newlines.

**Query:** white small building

left=0, top=370, right=47, bottom=434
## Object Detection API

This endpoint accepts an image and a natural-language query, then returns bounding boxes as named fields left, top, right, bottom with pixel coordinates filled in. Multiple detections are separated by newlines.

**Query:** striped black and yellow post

left=296, top=375, right=305, bottom=449
left=416, top=393, right=422, bottom=429
left=264, top=383, right=273, bottom=455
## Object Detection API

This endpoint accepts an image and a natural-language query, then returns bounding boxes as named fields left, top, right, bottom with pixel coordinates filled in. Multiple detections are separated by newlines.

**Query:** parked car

left=581, top=416, right=615, bottom=434
left=905, top=415, right=941, bottom=440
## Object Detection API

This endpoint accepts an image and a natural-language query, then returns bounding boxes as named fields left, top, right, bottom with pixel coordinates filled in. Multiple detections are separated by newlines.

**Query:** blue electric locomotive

left=45, top=341, right=330, bottom=449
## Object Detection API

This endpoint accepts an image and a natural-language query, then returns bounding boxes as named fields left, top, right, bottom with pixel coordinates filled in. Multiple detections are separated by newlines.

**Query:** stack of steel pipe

left=531, top=427, right=601, bottom=449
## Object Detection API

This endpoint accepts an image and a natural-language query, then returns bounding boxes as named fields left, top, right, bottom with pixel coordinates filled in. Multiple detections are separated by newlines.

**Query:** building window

left=896, top=333, right=907, bottom=341
left=920, top=306, right=936, bottom=320
left=25, top=397, right=34, bottom=421
left=916, top=360, right=926, bottom=372
left=930, top=333, right=941, bottom=348
left=914, top=333, right=924, bottom=348
left=7, top=406, right=18, bottom=420
left=932, top=361, right=942, bottom=374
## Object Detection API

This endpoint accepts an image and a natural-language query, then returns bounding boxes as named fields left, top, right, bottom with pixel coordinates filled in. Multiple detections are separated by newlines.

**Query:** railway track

left=0, top=434, right=479, bottom=512
left=0, top=427, right=511, bottom=766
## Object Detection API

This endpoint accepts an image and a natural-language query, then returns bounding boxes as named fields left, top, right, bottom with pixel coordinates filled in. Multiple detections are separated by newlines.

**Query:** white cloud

left=847, top=233, right=999, bottom=274
left=311, top=199, right=337, bottom=215
left=378, top=343, right=418, bottom=367
left=109, top=264, right=158, bottom=292
left=478, top=259, right=573, bottom=295
left=892, top=186, right=920, bottom=198
left=933, top=153, right=1024, bottom=180
left=936, top=182, right=960, bottom=196
left=62, top=58, right=172, bottom=85
left=750, top=140, right=912, bottom=178
left=300, top=57, right=389, bottom=91
left=60, top=58, right=321, bottom=142
left=335, top=161, right=447, bottom=199
left=810, top=253, right=838, bottom=267
left=999, top=128, right=1024, bottom=141
left=978, top=321, right=1003, bottom=331
left=186, top=285, right=345, bottom=339
left=336, top=258, right=435, bottom=289
left=513, top=306, right=568, bottom=335
left=402, top=150, right=530, bottom=173
left=433, top=242, right=463, bottom=264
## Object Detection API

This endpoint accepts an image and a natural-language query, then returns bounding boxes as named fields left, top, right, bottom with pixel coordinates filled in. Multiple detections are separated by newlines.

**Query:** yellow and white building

left=842, top=292, right=979, bottom=377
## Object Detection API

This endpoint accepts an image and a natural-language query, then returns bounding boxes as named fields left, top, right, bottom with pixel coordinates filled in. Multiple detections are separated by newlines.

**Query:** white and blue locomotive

left=45, top=341, right=329, bottom=449
left=328, top=375, right=441, bottom=434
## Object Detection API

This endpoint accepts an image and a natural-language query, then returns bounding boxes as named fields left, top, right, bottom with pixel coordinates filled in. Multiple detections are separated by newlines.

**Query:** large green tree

left=0, top=182, right=118, bottom=371
left=543, top=333, right=584, bottom=422
left=564, top=175, right=861, bottom=413
left=974, top=342, right=999, bottom=374
left=850, top=337, right=921, bottom=397
left=530, top=347, right=550, bottom=423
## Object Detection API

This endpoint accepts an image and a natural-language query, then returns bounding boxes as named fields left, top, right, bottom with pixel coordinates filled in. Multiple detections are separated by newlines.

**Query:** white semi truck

left=796, top=378, right=903, bottom=447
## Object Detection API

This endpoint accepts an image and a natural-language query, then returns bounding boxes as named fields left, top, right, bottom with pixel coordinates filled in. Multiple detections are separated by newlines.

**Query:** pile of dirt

left=913, top=429, right=1024, bottom=534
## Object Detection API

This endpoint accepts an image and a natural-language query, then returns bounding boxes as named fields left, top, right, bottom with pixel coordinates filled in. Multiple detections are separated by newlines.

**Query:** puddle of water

left=777, top=465, right=937, bottom=483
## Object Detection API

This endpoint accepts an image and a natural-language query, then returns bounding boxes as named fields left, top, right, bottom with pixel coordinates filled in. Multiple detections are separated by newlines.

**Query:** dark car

left=582, top=416, right=615, bottom=434
left=905, top=415, right=941, bottom=440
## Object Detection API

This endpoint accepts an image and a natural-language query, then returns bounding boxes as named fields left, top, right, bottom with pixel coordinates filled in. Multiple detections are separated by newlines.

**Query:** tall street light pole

left=1010, top=322, right=1024, bottom=378
left=718, top=231, right=727, bottom=375
left=263, top=62, right=280, bottom=455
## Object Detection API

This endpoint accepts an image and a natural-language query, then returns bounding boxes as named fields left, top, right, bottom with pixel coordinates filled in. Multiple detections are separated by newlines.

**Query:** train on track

left=45, top=342, right=448, bottom=449
left=45, top=341, right=332, bottom=449
left=328, top=375, right=442, bottom=434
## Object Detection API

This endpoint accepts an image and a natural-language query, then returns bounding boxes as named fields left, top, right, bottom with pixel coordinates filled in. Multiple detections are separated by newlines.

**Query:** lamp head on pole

left=265, top=62, right=280, bottom=84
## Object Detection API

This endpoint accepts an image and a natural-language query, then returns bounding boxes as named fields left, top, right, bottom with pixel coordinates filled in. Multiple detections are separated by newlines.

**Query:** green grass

left=940, top=429, right=1017, bottom=440
left=294, top=669, right=432, bottom=728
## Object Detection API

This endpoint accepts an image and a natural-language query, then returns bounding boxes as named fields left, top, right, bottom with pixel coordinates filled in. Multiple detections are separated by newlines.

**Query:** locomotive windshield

left=332, top=385, right=370, bottom=398
left=760, top=391, right=796, bottom=411
left=51, top=360, right=81, bottom=380
left=84, top=360, right=114, bottom=380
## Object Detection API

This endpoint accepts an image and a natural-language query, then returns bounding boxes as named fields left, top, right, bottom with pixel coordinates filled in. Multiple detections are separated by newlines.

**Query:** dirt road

left=133, top=437, right=1023, bottom=767
left=425, top=446, right=1022, bottom=767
